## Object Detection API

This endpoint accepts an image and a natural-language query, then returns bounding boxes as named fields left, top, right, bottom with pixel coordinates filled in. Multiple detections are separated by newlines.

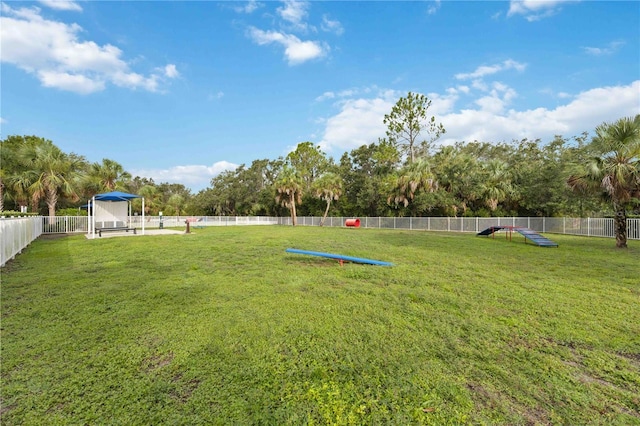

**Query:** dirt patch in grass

left=467, top=383, right=551, bottom=425
left=618, top=352, right=640, bottom=366
left=38, top=233, right=74, bottom=240
left=170, top=374, right=201, bottom=403
left=142, top=352, right=174, bottom=373
left=0, top=398, right=15, bottom=417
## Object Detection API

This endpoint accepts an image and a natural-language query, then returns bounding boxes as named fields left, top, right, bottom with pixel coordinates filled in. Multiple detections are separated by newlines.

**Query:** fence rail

left=1, top=215, right=638, bottom=267
left=280, top=216, right=640, bottom=240
left=0, top=217, right=43, bottom=267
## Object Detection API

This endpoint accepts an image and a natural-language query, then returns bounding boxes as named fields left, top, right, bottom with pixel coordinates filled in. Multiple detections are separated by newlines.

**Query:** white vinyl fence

left=281, top=216, right=640, bottom=240
left=1, top=215, right=638, bottom=267
left=0, top=217, right=43, bottom=267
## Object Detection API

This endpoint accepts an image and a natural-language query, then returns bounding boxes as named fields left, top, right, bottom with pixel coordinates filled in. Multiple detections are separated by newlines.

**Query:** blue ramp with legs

left=515, top=228, right=559, bottom=247
left=477, top=226, right=558, bottom=247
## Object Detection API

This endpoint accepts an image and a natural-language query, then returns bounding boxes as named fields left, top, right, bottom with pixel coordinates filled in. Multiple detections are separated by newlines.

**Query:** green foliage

left=56, top=207, right=87, bottom=216
left=286, top=142, right=331, bottom=192
left=568, top=115, right=640, bottom=247
left=275, top=165, right=304, bottom=225
left=3, top=112, right=633, bottom=221
left=81, top=158, right=132, bottom=195
left=0, top=210, right=39, bottom=217
left=384, top=92, right=445, bottom=164
left=1, top=227, right=638, bottom=424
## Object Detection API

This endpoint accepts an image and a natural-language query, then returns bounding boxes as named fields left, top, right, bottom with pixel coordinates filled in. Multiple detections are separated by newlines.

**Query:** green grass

left=1, top=226, right=639, bottom=425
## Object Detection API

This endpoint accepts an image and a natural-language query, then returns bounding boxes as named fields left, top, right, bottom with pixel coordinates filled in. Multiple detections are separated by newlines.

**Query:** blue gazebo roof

left=94, top=191, right=141, bottom=201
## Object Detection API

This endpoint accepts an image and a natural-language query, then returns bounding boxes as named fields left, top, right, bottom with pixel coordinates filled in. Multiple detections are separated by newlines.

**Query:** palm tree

left=26, top=142, right=82, bottom=217
left=82, top=158, right=131, bottom=195
left=275, top=166, right=303, bottom=226
left=1, top=136, right=29, bottom=212
left=6, top=172, right=33, bottom=213
left=137, top=185, right=160, bottom=217
left=568, top=115, right=640, bottom=248
left=388, top=158, right=437, bottom=208
left=167, top=194, right=185, bottom=218
left=312, top=172, right=343, bottom=226
left=432, top=146, right=482, bottom=216
left=479, top=160, right=515, bottom=212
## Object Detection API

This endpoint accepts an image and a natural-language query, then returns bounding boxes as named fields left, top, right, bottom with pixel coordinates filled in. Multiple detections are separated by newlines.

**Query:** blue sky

left=2, top=0, right=639, bottom=192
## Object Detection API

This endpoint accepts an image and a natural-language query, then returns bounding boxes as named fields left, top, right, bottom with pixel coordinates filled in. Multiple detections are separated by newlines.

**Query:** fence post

left=588, top=217, right=590, bottom=237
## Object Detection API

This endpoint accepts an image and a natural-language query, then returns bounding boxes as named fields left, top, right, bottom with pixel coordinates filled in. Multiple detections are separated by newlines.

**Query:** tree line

left=1, top=92, right=638, bottom=247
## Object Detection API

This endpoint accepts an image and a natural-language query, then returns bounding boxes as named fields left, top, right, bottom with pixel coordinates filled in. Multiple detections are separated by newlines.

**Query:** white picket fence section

left=1, top=215, right=638, bottom=267
left=0, top=217, right=43, bottom=267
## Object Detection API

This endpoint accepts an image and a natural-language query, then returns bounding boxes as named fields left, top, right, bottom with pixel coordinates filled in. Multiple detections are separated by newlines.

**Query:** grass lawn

left=1, top=226, right=639, bottom=425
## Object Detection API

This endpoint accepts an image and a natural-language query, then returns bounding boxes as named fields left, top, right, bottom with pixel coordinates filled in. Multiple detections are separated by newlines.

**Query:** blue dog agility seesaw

left=286, top=248, right=393, bottom=266
left=477, top=226, right=558, bottom=247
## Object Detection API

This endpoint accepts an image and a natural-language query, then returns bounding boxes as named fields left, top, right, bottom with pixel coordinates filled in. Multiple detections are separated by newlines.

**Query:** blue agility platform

left=477, top=226, right=558, bottom=247
left=286, top=248, right=393, bottom=266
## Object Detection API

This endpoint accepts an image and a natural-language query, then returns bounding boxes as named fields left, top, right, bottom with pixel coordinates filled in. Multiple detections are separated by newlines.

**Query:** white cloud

left=315, top=81, right=639, bottom=155
left=38, top=70, right=106, bottom=94
left=208, top=91, right=225, bottom=101
left=132, top=161, right=239, bottom=191
left=233, top=0, right=262, bottom=14
left=246, top=1, right=336, bottom=64
left=163, top=64, right=180, bottom=78
left=439, top=81, right=640, bottom=144
left=455, top=59, right=526, bottom=80
left=277, top=0, right=309, bottom=31
left=247, top=27, right=327, bottom=65
left=37, top=0, right=82, bottom=12
left=315, top=91, right=336, bottom=102
left=321, top=14, right=344, bottom=35
left=0, top=4, right=178, bottom=94
left=315, top=87, right=372, bottom=103
left=318, top=90, right=400, bottom=152
left=507, top=0, right=579, bottom=21
left=427, top=0, right=441, bottom=15
left=583, top=40, right=625, bottom=56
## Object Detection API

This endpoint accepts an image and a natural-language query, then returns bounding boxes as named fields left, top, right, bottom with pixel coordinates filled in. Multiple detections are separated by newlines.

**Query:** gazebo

left=88, top=191, right=145, bottom=238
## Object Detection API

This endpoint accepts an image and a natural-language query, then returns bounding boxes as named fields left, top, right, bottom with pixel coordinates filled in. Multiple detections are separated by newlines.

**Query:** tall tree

left=81, top=158, right=131, bottom=196
left=479, top=159, right=516, bottom=213
left=432, top=145, right=482, bottom=216
left=388, top=158, right=437, bottom=211
left=275, top=166, right=303, bottom=226
left=0, top=141, right=14, bottom=211
left=338, top=140, right=400, bottom=217
left=136, top=185, right=160, bottom=216
left=286, top=142, right=330, bottom=192
left=383, top=92, right=445, bottom=164
left=24, top=140, right=83, bottom=217
left=1, top=136, right=44, bottom=212
left=312, top=172, right=343, bottom=226
left=568, top=115, right=640, bottom=248
left=166, top=194, right=185, bottom=217
left=207, top=170, right=239, bottom=215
